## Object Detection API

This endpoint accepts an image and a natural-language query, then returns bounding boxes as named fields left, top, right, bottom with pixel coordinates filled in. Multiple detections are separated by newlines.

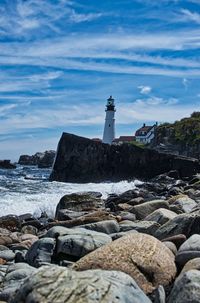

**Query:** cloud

left=138, top=85, right=152, bottom=94
left=182, top=78, right=189, bottom=90
left=180, top=9, right=200, bottom=24
left=69, top=10, right=103, bottom=23
left=0, top=0, right=105, bottom=38
left=134, top=96, right=179, bottom=106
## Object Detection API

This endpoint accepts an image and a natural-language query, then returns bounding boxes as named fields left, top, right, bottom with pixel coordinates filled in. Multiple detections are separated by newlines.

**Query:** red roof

left=92, top=138, right=102, bottom=142
left=113, top=136, right=135, bottom=143
left=135, top=126, right=154, bottom=136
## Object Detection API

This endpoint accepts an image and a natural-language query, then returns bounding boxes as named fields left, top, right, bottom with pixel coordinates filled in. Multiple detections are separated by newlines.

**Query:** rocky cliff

left=152, top=112, right=200, bottom=159
left=50, top=133, right=200, bottom=183
left=18, top=150, right=56, bottom=168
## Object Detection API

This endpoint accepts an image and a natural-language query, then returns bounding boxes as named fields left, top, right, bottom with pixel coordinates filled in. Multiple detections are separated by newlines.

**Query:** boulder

left=79, top=220, right=120, bottom=234
left=73, top=233, right=176, bottom=294
left=0, top=215, right=21, bottom=232
left=119, top=220, right=160, bottom=235
left=155, top=212, right=200, bottom=240
left=144, top=208, right=177, bottom=225
left=131, top=200, right=169, bottom=220
left=0, top=160, right=16, bottom=169
left=176, top=234, right=200, bottom=266
left=0, top=263, right=36, bottom=301
left=163, top=241, right=177, bottom=255
left=11, top=265, right=152, bottom=303
left=56, top=228, right=112, bottom=260
left=161, top=234, right=186, bottom=249
left=181, top=258, right=200, bottom=274
left=0, top=229, right=19, bottom=246
left=25, top=238, right=56, bottom=268
left=55, top=193, right=102, bottom=219
left=168, top=195, right=197, bottom=213
left=0, top=250, right=15, bottom=262
left=168, top=270, right=200, bottom=303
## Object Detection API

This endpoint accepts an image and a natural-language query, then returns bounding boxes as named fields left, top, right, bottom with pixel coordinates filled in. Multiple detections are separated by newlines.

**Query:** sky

left=1, top=0, right=200, bottom=160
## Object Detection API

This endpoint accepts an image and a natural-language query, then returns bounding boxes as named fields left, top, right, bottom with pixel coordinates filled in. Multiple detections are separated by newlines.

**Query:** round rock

left=73, top=233, right=176, bottom=294
left=168, top=270, right=200, bottom=303
left=181, top=258, right=200, bottom=274
left=25, top=238, right=55, bottom=268
left=176, top=234, right=200, bottom=266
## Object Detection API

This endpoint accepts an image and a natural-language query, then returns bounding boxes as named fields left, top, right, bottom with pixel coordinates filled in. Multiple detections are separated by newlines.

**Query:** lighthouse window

left=109, top=124, right=111, bottom=127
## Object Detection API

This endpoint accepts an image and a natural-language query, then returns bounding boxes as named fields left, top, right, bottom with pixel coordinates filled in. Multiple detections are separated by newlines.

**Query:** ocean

left=0, top=166, right=142, bottom=218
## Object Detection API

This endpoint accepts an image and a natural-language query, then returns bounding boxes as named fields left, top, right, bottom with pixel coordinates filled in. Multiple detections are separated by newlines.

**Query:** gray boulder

left=0, top=250, right=15, bottom=262
left=169, top=195, right=197, bottom=213
left=155, top=212, right=200, bottom=240
left=181, top=258, right=200, bottom=274
left=176, top=234, right=200, bottom=266
left=56, top=228, right=112, bottom=259
left=79, top=220, right=120, bottom=234
left=11, top=265, right=152, bottom=303
left=25, top=238, right=55, bottom=268
left=119, top=220, right=160, bottom=235
left=0, top=263, right=36, bottom=301
left=131, top=200, right=169, bottom=220
left=145, top=208, right=177, bottom=225
left=168, top=270, right=200, bottom=303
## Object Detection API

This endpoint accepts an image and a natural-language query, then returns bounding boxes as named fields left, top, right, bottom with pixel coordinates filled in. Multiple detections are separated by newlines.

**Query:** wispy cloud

left=180, top=8, right=200, bottom=24
left=69, top=10, right=104, bottom=23
left=0, top=0, right=104, bottom=38
left=138, top=86, right=152, bottom=94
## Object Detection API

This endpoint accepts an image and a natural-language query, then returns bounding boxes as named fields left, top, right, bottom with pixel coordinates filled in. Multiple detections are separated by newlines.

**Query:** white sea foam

left=0, top=177, right=142, bottom=217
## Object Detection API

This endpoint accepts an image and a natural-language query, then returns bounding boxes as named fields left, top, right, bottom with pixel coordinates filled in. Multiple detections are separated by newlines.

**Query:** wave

left=0, top=179, right=142, bottom=217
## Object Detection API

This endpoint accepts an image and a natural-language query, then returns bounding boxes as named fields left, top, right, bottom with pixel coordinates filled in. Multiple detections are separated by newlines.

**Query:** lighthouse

left=102, top=96, right=116, bottom=144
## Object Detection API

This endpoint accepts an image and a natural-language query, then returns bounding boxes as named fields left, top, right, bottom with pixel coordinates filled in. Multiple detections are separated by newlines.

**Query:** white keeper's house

left=135, top=123, right=157, bottom=144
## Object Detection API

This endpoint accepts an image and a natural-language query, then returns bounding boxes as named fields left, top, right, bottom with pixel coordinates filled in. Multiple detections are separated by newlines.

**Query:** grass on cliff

left=158, top=112, right=200, bottom=146
left=129, top=141, right=146, bottom=148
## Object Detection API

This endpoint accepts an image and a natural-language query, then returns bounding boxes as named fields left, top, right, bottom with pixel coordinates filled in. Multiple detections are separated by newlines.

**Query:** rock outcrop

left=18, top=150, right=55, bottom=168
left=50, top=132, right=200, bottom=183
left=152, top=112, right=200, bottom=159
left=0, top=160, right=16, bottom=169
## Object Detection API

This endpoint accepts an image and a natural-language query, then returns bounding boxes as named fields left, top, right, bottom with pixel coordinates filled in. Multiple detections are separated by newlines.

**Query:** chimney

left=143, top=123, right=146, bottom=127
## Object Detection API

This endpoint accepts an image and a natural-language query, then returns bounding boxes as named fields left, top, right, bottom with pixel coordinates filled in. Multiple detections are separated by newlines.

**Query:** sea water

left=0, top=166, right=142, bottom=217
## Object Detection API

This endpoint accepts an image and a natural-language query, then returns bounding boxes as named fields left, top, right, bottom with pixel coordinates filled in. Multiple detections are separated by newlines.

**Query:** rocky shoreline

left=1, top=171, right=200, bottom=302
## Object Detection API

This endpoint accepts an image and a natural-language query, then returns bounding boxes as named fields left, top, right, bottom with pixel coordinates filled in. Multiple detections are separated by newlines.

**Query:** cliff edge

left=50, top=133, right=200, bottom=183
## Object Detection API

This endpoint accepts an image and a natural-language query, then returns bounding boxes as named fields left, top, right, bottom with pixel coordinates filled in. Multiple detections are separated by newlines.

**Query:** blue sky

left=1, top=0, right=200, bottom=160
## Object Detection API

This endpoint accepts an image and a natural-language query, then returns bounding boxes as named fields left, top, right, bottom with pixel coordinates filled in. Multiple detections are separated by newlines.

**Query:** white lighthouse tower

left=102, top=96, right=116, bottom=144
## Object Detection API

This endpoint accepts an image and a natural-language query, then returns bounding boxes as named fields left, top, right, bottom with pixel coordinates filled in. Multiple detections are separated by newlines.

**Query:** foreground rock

left=0, top=263, right=36, bottom=301
left=11, top=265, right=151, bottom=303
left=50, top=133, right=200, bottom=182
left=45, top=226, right=112, bottom=261
left=73, top=233, right=176, bottom=294
left=168, top=270, right=200, bottom=303
left=0, top=160, right=16, bottom=169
